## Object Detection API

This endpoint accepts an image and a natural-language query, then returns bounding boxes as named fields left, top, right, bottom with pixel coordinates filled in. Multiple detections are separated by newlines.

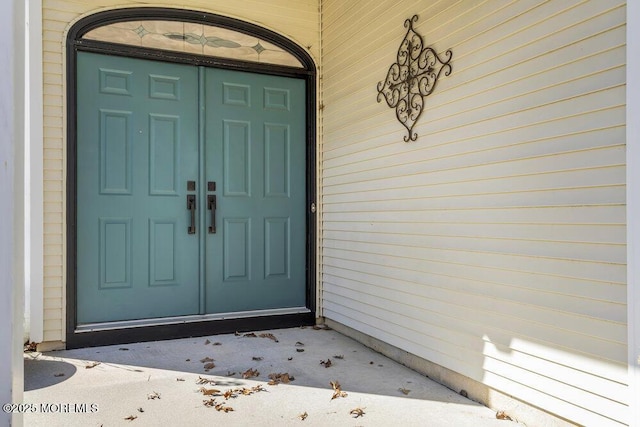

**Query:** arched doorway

left=66, top=8, right=316, bottom=348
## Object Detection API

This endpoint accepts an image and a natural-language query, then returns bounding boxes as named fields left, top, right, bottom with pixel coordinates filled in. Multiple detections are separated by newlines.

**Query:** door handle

left=208, top=195, right=217, bottom=234
left=187, top=195, right=196, bottom=234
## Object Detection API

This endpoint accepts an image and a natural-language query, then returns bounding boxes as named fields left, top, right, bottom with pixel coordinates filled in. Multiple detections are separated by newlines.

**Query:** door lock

left=310, top=202, right=316, bottom=213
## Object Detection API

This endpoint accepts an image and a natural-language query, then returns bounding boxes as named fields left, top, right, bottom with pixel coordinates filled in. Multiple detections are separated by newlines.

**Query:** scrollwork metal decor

left=377, top=15, right=453, bottom=142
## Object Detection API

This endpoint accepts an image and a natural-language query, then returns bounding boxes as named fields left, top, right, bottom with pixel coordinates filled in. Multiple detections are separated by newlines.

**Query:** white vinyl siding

left=321, top=0, right=627, bottom=426
left=42, top=26, right=64, bottom=341
left=41, top=0, right=320, bottom=343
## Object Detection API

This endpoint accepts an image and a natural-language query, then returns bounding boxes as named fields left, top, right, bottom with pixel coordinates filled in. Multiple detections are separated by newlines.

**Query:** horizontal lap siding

left=42, top=0, right=66, bottom=341
left=41, top=0, right=320, bottom=342
left=321, top=0, right=627, bottom=425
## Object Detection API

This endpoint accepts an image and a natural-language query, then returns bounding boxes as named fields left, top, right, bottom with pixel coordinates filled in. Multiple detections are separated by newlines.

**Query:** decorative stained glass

left=83, top=20, right=304, bottom=68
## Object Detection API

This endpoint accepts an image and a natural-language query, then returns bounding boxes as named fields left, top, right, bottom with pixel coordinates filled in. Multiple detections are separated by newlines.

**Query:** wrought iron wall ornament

left=377, top=15, right=453, bottom=142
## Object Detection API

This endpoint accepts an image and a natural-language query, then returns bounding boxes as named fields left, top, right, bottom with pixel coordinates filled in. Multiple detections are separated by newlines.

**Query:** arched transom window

left=83, top=20, right=304, bottom=68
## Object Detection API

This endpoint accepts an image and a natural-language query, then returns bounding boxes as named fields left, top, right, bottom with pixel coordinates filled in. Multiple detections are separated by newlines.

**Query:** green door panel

left=204, top=68, right=306, bottom=313
left=76, top=52, right=307, bottom=324
left=76, top=52, right=200, bottom=323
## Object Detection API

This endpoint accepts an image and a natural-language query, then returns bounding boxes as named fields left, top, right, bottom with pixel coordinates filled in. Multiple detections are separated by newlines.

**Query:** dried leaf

left=299, top=411, right=308, bottom=421
left=259, top=333, right=279, bottom=342
left=333, top=355, right=344, bottom=359
left=268, top=377, right=280, bottom=385
left=330, top=381, right=348, bottom=400
left=313, top=325, right=332, bottom=331
left=234, top=331, right=241, bottom=336
left=242, top=368, right=259, bottom=379
left=199, top=387, right=220, bottom=396
left=85, top=362, right=101, bottom=369
left=203, top=398, right=216, bottom=407
left=398, top=387, right=411, bottom=395
left=234, top=385, right=265, bottom=395
left=119, top=348, right=129, bottom=351
left=226, top=371, right=236, bottom=377
left=196, top=376, right=216, bottom=385
left=23, top=342, right=37, bottom=352
left=496, top=411, right=513, bottom=421
left=124, top=415, right=137, bottom=421
left=204, top=339, right=211, bottom=345
left=200, top=357, right=215, bottom=363
left=212, top=342, right=222, bottom=346
left=350, top=408, right=365, bottom=418
left=185, top=359, right=191, bottom=362
left=267, top=372, right=294, bottom=385
left=137, top=408, right=144, bottom=413
left=215, top=403, right=234, bottom=413
left=203, top=362, right=216, bottom=370
left=54, top=373, right=65, bottom=377
left=320, top=359, right=332, bottom=368
left=251, top=385, right=266, bottom=393
left=252, top=356, right=264, bottom=361
left=205, top=385, right=264, bottom=405
left=332, top=389, right=348, bottom=400
left=147, top=391, right=161, bottom=400
left=244, top=332, right=257, bottom=338
left=176, top=378, right=185, bottom=382
left=296, top=349, right=305, bottom=353
left=288, top=357, right=293, bottom=361
left=295, top=341, right=305, bottom=347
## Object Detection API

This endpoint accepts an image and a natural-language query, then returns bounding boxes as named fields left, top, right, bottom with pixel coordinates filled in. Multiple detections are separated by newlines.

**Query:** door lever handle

left=187, top=195, right=196, bottom=234
left=208, top=195, right=216, bottom=234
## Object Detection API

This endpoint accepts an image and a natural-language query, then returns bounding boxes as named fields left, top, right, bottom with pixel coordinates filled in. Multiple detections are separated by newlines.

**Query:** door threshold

left=66, top=310, right=315, bottom=349
left=76, top=307, right=311, bottom=332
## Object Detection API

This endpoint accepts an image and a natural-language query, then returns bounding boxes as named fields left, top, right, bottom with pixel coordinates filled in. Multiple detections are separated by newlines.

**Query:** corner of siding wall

left=325, top=319, right=579, bottom=427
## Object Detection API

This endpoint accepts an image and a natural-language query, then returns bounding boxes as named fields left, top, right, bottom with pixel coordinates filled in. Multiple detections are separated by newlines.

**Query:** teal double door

left=76, top=52, right=307, bottom=324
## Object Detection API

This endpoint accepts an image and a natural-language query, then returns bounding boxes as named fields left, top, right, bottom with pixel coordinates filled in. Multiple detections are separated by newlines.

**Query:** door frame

left=65, top=8, right=317, bottom=348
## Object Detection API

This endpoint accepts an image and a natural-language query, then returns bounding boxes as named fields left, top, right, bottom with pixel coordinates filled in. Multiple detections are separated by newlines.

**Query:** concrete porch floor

left=24, top=327, right=519, bottom=426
